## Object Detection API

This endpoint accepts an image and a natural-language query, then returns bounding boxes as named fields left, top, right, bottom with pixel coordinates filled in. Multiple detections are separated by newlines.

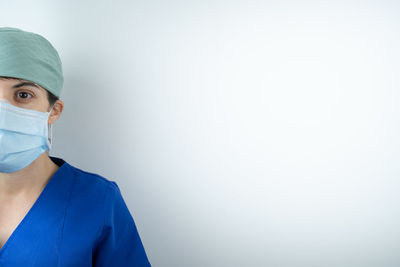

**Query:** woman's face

left=0, top=77, right=64, bottom=124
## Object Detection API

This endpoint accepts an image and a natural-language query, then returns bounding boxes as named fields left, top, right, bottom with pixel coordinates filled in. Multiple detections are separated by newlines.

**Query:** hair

left=0, top=76, right=59, bottom=107
left=47, top=90, right=59, bottom=107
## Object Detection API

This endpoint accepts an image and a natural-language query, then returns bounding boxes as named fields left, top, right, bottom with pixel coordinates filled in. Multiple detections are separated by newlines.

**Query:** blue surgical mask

left=0, top=99, right=53, bottom=173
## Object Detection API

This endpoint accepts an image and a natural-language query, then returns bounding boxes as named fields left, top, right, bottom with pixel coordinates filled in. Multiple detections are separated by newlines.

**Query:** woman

left=0, top=27, right=150, bottom=266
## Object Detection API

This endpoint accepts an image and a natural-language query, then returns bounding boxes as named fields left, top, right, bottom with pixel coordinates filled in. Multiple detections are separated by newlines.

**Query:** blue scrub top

left=0, top=156, right=151, bottom=266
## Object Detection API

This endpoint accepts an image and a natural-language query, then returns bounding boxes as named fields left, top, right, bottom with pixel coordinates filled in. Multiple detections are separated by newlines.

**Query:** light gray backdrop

left=2, top=0, right=400, bottom=266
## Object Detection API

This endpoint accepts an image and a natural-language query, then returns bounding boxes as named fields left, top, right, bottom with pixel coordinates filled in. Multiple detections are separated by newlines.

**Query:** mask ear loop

left=47, top=104, right=55, bottom=150
left=48, top=123, right=53, bottom=149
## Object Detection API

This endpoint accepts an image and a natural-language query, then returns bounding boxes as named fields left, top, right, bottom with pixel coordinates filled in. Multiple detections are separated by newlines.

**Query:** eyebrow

left=11, top=82, right=41, bottom=90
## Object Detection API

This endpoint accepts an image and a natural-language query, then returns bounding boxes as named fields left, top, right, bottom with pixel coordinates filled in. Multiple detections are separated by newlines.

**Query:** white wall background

left=2, top=0, right=400, bottom=266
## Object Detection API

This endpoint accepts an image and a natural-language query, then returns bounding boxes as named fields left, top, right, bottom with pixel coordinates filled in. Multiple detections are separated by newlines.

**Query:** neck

left=0, top=152, right=59, bottom=197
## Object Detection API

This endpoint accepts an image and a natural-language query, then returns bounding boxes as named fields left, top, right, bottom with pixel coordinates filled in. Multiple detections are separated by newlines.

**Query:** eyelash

left=15, top=90, right=34, bottom=101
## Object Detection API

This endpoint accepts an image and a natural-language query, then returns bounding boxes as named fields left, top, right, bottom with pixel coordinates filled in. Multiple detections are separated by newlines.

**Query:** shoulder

left=65, top=164, right=139, bottom=238
left=70, top=163, right=116, bottom=187
left=56, top=159, right=126, bottom=220
left=59, top=160, right=132, bottom=232
left=65, top=161, right=120, bottom=199
left=71, top=166, right=125, bottom=209
left=51, top=157, right=117, bottom=191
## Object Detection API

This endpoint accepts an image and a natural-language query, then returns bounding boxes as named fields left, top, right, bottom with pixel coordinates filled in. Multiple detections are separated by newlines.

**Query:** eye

left=15, top=90, right=34, bottom=101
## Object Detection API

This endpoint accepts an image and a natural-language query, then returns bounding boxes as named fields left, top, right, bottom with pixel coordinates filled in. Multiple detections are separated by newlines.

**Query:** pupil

left=20, top=92, right=27, bottom=98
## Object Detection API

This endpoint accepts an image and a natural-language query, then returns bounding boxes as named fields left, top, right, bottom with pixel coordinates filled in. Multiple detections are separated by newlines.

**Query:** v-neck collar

left=0, top=156, right=69, bottom=257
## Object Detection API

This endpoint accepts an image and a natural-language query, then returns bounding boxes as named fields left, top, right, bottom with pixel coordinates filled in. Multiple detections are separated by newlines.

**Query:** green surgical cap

left=0, top=27, right=63, bottom=98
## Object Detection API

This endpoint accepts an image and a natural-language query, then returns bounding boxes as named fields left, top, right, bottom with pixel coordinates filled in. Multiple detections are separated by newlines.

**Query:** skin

left=0, top=77, right=64, bottom=249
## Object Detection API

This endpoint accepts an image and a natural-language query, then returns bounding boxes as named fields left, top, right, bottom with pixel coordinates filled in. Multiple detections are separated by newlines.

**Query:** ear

left=48, top=99, right=64, bottom=124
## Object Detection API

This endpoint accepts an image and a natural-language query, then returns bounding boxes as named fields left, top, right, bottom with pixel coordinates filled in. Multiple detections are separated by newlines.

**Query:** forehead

left=0, top=76, right=32, bottom=83
left=0, top=76, right=46, bottom=92
left=0, top=76, right=22, bottom=81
